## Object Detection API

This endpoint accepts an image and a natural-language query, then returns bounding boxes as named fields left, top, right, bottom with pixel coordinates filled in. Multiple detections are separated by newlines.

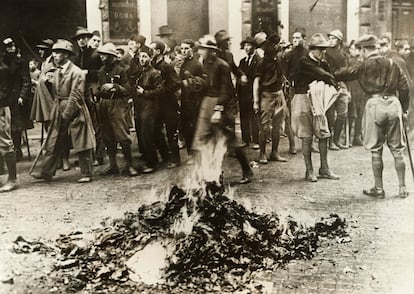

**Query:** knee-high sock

left=372, top=151, right=384, bottom=190
left=391, top=150, right=406, bottom=188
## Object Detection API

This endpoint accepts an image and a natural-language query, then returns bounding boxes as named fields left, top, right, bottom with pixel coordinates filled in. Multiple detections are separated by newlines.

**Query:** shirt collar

left=59, top=60, right=70, bottom=74
left=308, top=52, right=320, bottom=63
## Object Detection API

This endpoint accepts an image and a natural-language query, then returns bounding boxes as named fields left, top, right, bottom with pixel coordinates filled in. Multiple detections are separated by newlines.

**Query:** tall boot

left=333, top=118, right=348, bottom=149
left=258, top=127, right=268, bottom=164
left=0, top=154, right=5, bottom=175
left=100, top=144, right=119, bottom=175
left=363, top=151, right=385, bottom=198
left=318, top=138, right=340, bottom=180
left=12, top=131, right=23, bottom=160
left=0, top=152, right=17, bottom=192
left=302, top=138, right=317, bottom=182
left=121, top=143, right=138, bottom=176
left=269, top=127, right=287, bottom=162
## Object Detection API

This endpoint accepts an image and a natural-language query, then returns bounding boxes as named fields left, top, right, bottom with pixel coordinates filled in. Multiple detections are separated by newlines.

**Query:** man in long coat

left=31, top=39, right=96, bottom=183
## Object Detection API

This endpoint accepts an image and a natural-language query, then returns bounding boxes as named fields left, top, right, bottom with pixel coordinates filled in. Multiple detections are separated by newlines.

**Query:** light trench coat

left=44, top=61, right=96, bottom=153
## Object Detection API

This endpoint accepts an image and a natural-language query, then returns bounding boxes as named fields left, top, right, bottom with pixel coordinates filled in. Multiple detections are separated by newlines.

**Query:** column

left=347, top=0, right=360, bottom=43
left=139, top=0, right=152, bottom=42
left=86, top=0, right=102, bottom=34
left=280, top=0, right=289, bottom=41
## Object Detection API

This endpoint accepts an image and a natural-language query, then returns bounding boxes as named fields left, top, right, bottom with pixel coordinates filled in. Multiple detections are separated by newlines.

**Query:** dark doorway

left=0, top=0, right=87, bottom=59
left=167, top=0, right=209, bottom=44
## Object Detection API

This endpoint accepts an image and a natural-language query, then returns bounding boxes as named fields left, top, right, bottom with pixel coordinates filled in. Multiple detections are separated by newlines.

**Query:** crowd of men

left=0, top=24, right=411, bottom=198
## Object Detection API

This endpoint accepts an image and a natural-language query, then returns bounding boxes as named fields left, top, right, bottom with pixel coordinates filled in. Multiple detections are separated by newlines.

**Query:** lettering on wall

left=251, top=0, right=278, bottom=35
left=108, top=0, right=138, bottom=39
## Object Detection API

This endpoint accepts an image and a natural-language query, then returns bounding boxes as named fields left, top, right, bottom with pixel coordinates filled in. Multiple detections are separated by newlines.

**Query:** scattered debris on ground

left=15, top=182, right=348, bottom=293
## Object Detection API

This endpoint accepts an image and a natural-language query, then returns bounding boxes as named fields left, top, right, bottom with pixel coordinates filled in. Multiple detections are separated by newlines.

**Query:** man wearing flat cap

left=335, top=34, right=410, bottom=198
left=237, top=36, right=260, bottom=149
left=2, top=37, right=32, bottom=162
left=128, top=45, right=163, bottom=173
left=291, top=33, right=340, bottom=183
left=95, top=43, right=138, bottom=177
left=121, top=34, right=146, bottom=69
left=72, top=26, right=104, bottom=167
left=31, top=39, right=96, bottom=183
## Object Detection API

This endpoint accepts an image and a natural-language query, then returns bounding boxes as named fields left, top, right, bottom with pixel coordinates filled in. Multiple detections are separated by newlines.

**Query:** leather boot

left=12, top=131, right=23, bottom=160
left=0, top=155, right=5, bottom=175
left=333, top=118, right=348, bottom=149
left=329, top=131, right=339, bottom=151
left=121, top=144, right=138, bottom=176
left=100, top=145, right=119, bottom=175
left=269, top=128, right=287, bottom=162
left=302, top=138, right=317, bottom=182
left=0, top=152, right=17, bottom=192
left=319, top=138, right=340, bottom=180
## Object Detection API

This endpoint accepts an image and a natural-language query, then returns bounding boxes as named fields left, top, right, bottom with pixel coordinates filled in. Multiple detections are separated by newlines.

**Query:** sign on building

left=108, top=0, right=138, bottom=39
left=251, top=0, right=279, bottom=35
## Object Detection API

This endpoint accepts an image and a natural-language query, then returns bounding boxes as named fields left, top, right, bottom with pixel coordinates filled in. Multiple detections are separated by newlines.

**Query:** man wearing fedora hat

left=72, top=26, right=104, bottom=168
left=335, top=34, right=410, bottom=198
left=291, top=33, right=340, bottom=182
left=193, top=35, right=253, bottom=184
left=156, top=25, right=177, bottom=54
left=95, top=43, right=138, bottom=177
left=237, top=36, right=260, bottom=149
left=2, top=37, right=33, bottom=162
left=325, top=29, right=351, bottom=151
left=31, top=39, right=96, bottom=183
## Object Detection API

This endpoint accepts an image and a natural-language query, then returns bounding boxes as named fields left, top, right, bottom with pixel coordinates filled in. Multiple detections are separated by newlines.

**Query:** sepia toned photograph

left=0, top=0, right=413, bottom=293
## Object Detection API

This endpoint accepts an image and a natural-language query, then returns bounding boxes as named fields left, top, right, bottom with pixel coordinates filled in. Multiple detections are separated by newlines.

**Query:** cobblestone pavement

left=0, top=123, right=414, bottom=293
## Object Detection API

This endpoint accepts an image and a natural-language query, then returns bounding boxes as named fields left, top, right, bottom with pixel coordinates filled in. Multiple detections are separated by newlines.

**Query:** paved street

left=1, top=123, right=414, bottom=293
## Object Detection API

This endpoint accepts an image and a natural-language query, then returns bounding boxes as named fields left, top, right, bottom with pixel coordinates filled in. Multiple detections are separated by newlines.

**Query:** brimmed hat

left=92, top=30, right=101, bottom=38
left=156, top=25, right=174, bottom=36
left=97, top=43, right=118, bottom=57
left=2, top=37, right=14, bottom=47
left=130, top=34, right=146, bottom=46
left=356, top=34, right=378, bottom=48
left=198, top=35, right=218, bottom=50
left=280, top=40, right=292, bottom=49
left=36, top=39, right=54, bottom=49
left=254, top=32, right=267, bottom=46
left=52, top=39, right=75, bottom=55
left=71, top=27, right=93, bottom=40
left=328, top=29, right=343, bottom=41
left=308, top=33, right=331, bottom=49
left=214, top=30, right=231, bottom=45
left=240, top=36, right=257, bottom=49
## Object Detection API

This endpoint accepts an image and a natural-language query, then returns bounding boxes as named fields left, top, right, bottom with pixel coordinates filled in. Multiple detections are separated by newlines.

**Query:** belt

left=56, top=96, right=68, bottom=100
left=370, top=93, right=396, bottom=100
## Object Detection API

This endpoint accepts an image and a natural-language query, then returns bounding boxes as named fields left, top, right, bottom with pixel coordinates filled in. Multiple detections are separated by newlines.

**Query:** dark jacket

left=129, top=62, right=163, bottom=101
left=282, top=45, right=308, bottom=82
left=153, top=58, right=181, bottom=109
left=203, top=55, right=232, bottom=108
left=325, top=47, right=348, bottom=72
left=335, top=52, right=409, bottom=112
left=0, top=59, right=10, bottom=108
left=237, top=53, right=261, bottom=91
left=255, top=55, right=284, bottom=93
left=179, top=57, right=205, bottom=104
left=3, top=54, right=32, bottom=130
left=294, top=54, right=337, bottom=94
left=73, top=46, right=102, bottom=84
left=97, top=63, right=129, bottom=100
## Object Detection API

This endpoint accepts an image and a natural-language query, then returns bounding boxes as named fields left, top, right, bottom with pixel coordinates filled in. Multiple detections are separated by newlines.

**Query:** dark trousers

left=157, top=106, right=180, bottom=164
left=239, top=94, right=259, bottom=144
left=181, top=99, right=199, bottom=154
left=138, top=99, right=158, bottom=168
left=86, top=98, right=105, bottom=160
left=40, top=122, right=93, bottom=177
